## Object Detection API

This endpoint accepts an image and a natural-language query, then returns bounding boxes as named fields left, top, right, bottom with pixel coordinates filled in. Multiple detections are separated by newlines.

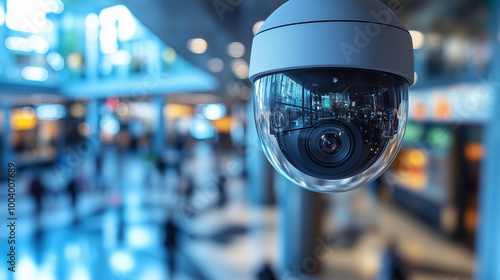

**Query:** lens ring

left=305, top=121, right=353, bottom=166
left=319, top=134, right=341, bottom=155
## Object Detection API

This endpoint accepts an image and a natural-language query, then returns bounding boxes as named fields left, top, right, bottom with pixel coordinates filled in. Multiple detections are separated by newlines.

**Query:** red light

left=106, top=98, right=120, bottom=111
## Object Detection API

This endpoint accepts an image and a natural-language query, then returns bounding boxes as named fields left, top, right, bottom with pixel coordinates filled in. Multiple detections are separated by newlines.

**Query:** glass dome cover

left=254, top=68, right=408, bottom=192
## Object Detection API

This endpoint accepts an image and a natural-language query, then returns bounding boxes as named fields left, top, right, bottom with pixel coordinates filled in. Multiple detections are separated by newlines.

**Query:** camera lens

left=320, top=134, right=341, bottom=155
left=304, top=121, right=354, bottom=167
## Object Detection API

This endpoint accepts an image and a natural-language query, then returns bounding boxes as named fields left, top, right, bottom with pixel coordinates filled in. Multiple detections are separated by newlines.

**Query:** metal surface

left=248, top=0, right=414, bottom=84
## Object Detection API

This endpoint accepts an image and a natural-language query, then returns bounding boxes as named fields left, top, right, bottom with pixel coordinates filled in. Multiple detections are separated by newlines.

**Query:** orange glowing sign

left=394, top=149, right=429, bottom=191
left=211, top=116, right=232, bottom=134
left=465, top=142, right=484, bottom=163
left=411, top=98, right=427, bottom=121
left=434, top=96, right=452, bottom=120
left=165, top=104, right=194, bottom=119
left=11, top=108, right=37, bottom=130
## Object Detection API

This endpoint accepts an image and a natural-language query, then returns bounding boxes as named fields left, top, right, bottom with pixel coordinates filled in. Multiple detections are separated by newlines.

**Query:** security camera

left=249, top=0, right=414, bottom=192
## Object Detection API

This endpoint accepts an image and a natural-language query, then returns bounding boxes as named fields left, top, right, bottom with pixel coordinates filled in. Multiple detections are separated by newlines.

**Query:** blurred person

left=175, top=156, right=196, bottom=213
left=174, top=133, right=187, bottom=153
left=29, top=172, right=45, bottom=215
left=130, top=136, right=139, bottom=151
left=128, top=118, right=147, bottom=152
left=256, top=263, right=276, bottom=280
left=172, top=155, right=183, bottom=181
left=67, top=175, right=79, bottom=218
left=162, top=212, right=209, bottom=280
left=379, top=241, right=409, bottom=280
left=95, top=152, right=103, bottom=189
left=181, top=175, right=196, bottom=217
left=156, top=156, right=168, bottom=177
left=117, top=200, right=126, bottom=245
left=164, top=214, right=180, bottom=279
left=68, top=167, right=94, bottom=222
left=216, top=174, right=227, bottom=208
left=172, top=134, right=188, bottom=176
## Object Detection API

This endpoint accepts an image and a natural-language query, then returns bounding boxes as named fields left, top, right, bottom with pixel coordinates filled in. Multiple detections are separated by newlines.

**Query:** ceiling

left=117, top=0, right=286, bottom=96
left=111, top=0, right=490, bottom=97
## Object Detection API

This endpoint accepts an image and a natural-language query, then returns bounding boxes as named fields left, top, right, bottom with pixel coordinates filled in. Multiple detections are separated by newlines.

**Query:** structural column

left=85, top=99, right=100, bottom=153
left=276, top=173, right=325, bottom=278
left=84, top=99, right=101, bottom=189
left=152, top=95, right=166, bottom=155
left=476, top=1, right=500, bottom=278
left=245, top=99, right=274, bottom=205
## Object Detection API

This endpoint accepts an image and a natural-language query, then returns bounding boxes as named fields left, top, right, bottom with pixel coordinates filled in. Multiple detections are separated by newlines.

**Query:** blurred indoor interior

left=0, top=0, right=500, bottom=279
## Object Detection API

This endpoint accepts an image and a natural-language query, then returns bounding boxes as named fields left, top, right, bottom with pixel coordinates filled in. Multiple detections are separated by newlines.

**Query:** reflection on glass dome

left=254, top=68, right=409, bottom=192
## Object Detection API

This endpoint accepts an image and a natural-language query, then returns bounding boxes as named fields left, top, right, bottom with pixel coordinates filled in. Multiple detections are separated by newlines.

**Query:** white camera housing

left=249, top=0, right=414, bottom=192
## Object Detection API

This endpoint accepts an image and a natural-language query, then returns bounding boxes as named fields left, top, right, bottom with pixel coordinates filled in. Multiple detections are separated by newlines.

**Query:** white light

left=99, top=6, right=123, bottom=54
left=100, top=5, right=137, bottom=43
left=45, top=0, right=64, bottom=14
left=409, top=30, right=425, bottom=49
left=116, top=103, right=129, bottom=117
left=47, top=52, right=65, bottom=71
left=85, top=13, right=99, bottom=42
left=190, top=117, right=216, bottom=140
left=117, top=10, right=137, bottom=41
left=208, top=58, right=224, bottom=73
left=21, top=66, right=49, bottom=82
left=202, top=104, right=227, bottom=120
left=6, top=0, right=47, bottom=33
left=231, top=59, right=249, bottom=79
left=187, top=38, right=207, bottom=54
left=5, top=35, right=49, bottom=54
left=413, top=72, right=418, bottom=85
left=15, top=257, right=37, bottom=280
left=35, top=104, right=67, bottom=120
left=42, top=19, right=54, bottom=33
left=127, top=226, right=152, bottom=248
left=227, top=42, right=245, bottom=58
left=69, top=266, right=90, bottom=280
left=86, top=13, right=99, bottom=30
left=100, top=5, right=132, bottom=25
left=128, top=102, right=158, bottom=119
left=0, top=5, right=5, bottom=26
left=108, top=50, right=131, bottom=66
left=5, top=37, right=31, bottom=52
left=29, top=35, right=49, bottom=54
left=110, top=251, right=135, bottom=273
left=253, top=21, right=265, bottom=35
left=100, top=115, right=120, bottom=136
left=99, top=28, right=118, bottom=54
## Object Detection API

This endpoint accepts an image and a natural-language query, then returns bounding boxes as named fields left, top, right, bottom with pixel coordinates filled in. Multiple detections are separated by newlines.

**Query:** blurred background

left=0, top=0, right=499, bottom=279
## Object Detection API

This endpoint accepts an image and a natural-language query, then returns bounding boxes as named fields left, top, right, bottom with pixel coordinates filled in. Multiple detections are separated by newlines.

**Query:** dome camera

left=249, top=0, right=414, bottom=192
